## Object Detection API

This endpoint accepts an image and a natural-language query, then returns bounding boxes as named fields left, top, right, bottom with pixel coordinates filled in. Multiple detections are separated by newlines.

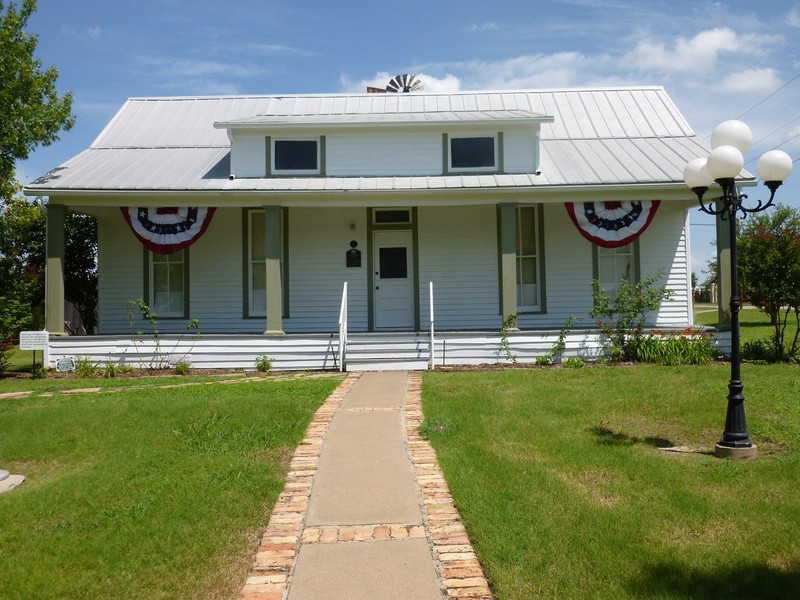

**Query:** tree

left=0, top=197, right=97, bottom=339
left=1, top=0, right=75, bottom=201
left=737, top=203, right=800, bottom=361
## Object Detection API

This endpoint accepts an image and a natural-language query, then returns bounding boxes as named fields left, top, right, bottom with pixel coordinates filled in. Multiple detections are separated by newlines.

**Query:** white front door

left=373, top=230, right=415, bottom=330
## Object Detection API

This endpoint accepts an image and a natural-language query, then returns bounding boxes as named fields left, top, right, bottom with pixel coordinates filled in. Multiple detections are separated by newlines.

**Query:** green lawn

left=422, top=366, right=800, bottom=599
left=694, top=303, right=799, bottom=348
left=0, top=375, right=342, bottom=599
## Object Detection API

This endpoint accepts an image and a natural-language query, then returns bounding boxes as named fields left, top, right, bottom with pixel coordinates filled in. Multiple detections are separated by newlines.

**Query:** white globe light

left=706, top=145, right=744, bottom=179
left=756, top=150, right=793, bottom=182
left=711, top=120, right=752, bottom=154
left=683, top=157, right=713, bottom=189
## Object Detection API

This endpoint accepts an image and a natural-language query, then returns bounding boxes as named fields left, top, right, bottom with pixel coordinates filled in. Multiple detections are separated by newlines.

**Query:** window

left=448, top=135, right=497, bottom=171
left=150, top=250, right=187, bottom=317
left=273, top=139, right=319, bottom=174
left=246, top=209, right=285, bottom=317
left=516, top=206, right=541, bottom=310
left=373, top=209, right=411, bottom=224
left=594, top=243, right=637, bottom=298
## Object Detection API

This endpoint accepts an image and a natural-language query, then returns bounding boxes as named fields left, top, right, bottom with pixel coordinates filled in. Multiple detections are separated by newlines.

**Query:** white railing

left=428, top=281, right=435, bottom=369
left=338, top=282, right=348, bottom=372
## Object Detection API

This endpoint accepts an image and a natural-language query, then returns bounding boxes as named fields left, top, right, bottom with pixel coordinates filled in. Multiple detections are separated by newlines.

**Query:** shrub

left=591, top=271, right=672, bottom=361
left=75, top=356, right=100, bottom=378
left=255, top=355, right=272, bottom=372
left=173, top=360, right=190, bottom=375
left=562, top=357, right=584, bottom=368
left=629, top=328, right=717, bottom=365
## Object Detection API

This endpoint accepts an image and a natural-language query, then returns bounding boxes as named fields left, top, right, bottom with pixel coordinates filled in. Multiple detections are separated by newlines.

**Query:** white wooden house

left=25, top=86, right=715, bottom=370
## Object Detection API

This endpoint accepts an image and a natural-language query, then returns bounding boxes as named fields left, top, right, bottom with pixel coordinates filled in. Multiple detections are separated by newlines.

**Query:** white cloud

left=717, top=68, right=782, bottom=94
left=624, top=28, right=782, bottom=75
left=467, top=22, right=498, bottom=32
left=789, top=6, right=800, bottom=27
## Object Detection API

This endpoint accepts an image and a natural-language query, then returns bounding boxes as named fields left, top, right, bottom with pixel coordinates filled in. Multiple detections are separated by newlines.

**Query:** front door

left=373, top=230, right=414, bottom=330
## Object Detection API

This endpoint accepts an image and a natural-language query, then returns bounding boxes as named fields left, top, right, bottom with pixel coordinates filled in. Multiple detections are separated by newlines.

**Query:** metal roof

left=26, top=87, right=720, bottom=196
left=214, top=109, right=553, bottom=128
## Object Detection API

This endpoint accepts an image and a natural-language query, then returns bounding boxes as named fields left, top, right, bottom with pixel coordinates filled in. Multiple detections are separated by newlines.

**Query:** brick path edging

left=239, top=372, right=362, bottom=600
left=239, top=370, right=494, bottom=600
left=405, top=372, right=494, bottom=600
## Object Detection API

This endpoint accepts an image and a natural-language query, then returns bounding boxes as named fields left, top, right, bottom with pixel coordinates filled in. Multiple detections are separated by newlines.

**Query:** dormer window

left=446, top=133, right=501, bottom=173
left=272, top=138, right=321, bottom=175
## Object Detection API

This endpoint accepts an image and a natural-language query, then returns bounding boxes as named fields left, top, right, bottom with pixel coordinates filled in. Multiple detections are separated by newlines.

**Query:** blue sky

left=17, top=0, right=800, bottom=279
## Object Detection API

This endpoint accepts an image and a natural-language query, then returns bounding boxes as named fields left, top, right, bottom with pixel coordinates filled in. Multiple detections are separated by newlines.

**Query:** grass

left=694, top=303, right=800, bottom=348
left=421, top=366, right=800, bottom=599
left=0, top=375, right=342, bottom=599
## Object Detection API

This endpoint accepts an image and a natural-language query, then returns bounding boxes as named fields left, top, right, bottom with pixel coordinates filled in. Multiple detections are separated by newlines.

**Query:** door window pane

left=379, top=247, right=408, bottom=279
left=151, top=250, right=185, bottom=316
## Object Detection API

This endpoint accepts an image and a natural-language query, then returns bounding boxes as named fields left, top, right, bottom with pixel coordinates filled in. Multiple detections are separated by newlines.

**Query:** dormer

left=214, top=106, right=554, bottom=180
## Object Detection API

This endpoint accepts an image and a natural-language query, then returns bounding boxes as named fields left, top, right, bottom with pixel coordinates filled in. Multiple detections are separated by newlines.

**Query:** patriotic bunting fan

left=121, top=207, right=216, bottom=254
left=565, top=200, right=660, bottom=248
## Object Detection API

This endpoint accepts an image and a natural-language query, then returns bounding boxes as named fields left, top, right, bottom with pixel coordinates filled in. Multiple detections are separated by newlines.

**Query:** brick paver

left=239, top=370, right=494, bottom=600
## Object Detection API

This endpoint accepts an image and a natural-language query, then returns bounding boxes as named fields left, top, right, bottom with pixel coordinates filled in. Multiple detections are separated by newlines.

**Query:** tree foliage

left=1, top=0, right=75, bottom=200
left=737, top=203, right=800, bottom=361
left=0, top=197, right=97, bottom=339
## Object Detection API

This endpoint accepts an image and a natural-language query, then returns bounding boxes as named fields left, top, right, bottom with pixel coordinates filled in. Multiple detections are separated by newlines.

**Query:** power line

left=735, top=72, right=800, bottom=120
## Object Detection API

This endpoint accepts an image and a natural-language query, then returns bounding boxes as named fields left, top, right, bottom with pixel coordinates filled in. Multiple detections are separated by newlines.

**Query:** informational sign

left=56, top=357, right=76, bottom=372
left=19, top=331, right=49, bottom=350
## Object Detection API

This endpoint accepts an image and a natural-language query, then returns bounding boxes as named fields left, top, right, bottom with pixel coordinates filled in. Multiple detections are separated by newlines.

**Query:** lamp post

left=683, top=120, right=793, bottom=459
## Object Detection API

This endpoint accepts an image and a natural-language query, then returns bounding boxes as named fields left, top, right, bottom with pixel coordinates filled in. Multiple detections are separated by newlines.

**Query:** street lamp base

left=714, top=443, right=757, bottom=460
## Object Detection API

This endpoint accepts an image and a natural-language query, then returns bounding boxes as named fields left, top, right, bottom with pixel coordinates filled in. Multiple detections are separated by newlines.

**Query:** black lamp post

left=683, top=120, right=793, bottom=459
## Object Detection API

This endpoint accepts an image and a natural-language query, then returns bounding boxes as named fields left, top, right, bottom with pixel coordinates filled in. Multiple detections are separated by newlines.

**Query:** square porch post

left=263, top=205, right=284, bottom=335
left=498, top=203, right=518, bottom=323
left=45, top=203, right=66, bottom=335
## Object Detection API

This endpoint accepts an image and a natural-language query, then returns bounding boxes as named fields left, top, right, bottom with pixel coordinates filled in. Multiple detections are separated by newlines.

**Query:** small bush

left=630, top=328, right=717, bottom=365
left=255, top=355, right=272, bottom=372
left=535, top=355, right=551, bottom=366
left=173, top=360, right=190, bottom=375
left=562, top=357, right=585, bottom=368
left=75, top=357, right=100, bottom=378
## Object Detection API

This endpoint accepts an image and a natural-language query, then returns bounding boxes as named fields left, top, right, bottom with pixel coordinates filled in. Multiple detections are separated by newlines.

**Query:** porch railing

left=338, top=282, right=348, bottom=372
left=429, top=281, right=435, bottom=370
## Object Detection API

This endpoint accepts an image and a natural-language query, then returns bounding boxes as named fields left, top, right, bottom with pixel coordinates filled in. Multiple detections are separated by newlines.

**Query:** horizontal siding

left=284, top=207, right=369, bottom=333
left=98, top=211, right=144, bottom=334
left=503, top=129, right=537, bottom=173
left=418, top=205, right=500, bottom=330
left=232, top=132, right=265, bottom=177
left=326, top=131, right=442, bottom=177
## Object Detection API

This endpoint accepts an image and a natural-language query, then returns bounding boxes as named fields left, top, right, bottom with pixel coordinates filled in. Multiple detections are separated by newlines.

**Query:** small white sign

left=19, top=331, right=49, bottom=350
left=56, top=357, right=76, bottom=372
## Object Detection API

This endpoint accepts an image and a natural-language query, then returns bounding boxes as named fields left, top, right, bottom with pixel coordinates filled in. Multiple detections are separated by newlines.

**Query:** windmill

left=366, top=74, right=424, bottom=94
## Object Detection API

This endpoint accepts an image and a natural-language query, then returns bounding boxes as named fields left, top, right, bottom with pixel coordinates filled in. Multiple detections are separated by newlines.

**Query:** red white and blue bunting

left=565, top=200, right=660, bottom=248
left=121, top=207, right=217, bottom=255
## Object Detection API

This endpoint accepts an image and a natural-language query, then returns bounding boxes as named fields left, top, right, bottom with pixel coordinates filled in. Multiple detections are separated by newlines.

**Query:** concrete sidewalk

left=239, top=371, right=493, bottom=600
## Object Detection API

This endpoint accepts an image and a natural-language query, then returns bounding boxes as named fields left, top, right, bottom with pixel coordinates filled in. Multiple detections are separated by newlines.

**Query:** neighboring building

left=25, top=85, right=713, bottom=370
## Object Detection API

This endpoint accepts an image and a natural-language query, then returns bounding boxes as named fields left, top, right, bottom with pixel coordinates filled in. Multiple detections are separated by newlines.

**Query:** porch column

left=263, top=206, right=284, bottom=335
left=45, top=203, right=66, bottom=335
left=498, top=203, right=518, bottom=322
left=715, top=211, right=732, bottom=330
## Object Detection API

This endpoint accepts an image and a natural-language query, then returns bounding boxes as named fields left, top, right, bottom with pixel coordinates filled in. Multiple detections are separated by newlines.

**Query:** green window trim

left=142, top=246, right=190, bottom=319
left=515, top=204, right=546, bottom=314
left=242, top=208, right=289, bottom=319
